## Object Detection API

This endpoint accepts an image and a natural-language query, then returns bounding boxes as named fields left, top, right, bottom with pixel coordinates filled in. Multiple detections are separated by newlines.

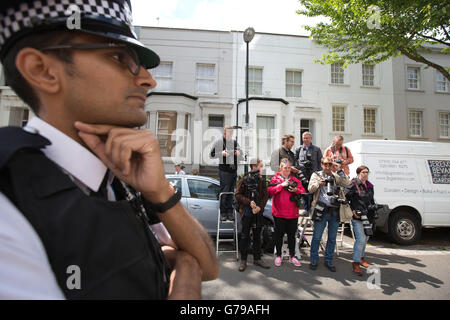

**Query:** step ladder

left=215, top=192, right=239, bottom=261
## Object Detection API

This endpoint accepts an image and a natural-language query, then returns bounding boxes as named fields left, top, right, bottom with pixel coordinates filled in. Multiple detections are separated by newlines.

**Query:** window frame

left=156, top=111, right=178, bottom=158
left=208, top=114, right=225, bottom=128
left=248, top=66, right=263, bottom=96
left=196, top=63, right=217, bottom=95
left=285, top=69, right=302, bottom=98
left=151, top=61, right=173, bottom=92
left=436, top=71, right=449, bottom=93
left=363, top=107, right=377, bottom=134
left=187, top=179, right=220, bottom=200
left=332, top=105, right=347, bottom=133
left=362, top=64, right=375, bottom=87
left=330, top=63, right=345, bottom=85
left=256, top=115, right=276, bottom=162
left=406, top=66, right=421, bottom=91
left=439, top=112, right=450, bottom=139
left=408, top=109, right=424, bottom=138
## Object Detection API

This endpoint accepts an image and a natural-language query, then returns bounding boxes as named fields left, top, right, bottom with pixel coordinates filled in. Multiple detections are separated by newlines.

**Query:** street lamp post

left=243, top=27, right=255, bottom=175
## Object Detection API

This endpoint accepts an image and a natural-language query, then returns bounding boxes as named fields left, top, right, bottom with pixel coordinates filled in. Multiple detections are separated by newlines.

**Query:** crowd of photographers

left=232, top=131, right=381, bottom=276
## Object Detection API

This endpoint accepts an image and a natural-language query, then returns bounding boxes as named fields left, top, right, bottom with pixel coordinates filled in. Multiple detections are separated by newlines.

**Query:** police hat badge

left=0, top=0, right=160, bottom=69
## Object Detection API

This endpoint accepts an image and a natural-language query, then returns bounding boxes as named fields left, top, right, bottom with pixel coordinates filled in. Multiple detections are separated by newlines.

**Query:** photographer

left=294, top=132, right=322, bottom=213
left=268, top=159, right=306, bottom=267
left=324, top=135, right=354, bottom=176
left=235, top=158, right=270, bottom=272
left=210, top=125, right=244, bottom=221
left=308, top=157, right=350, bottom=272
left=345, top=166, right=378, bottom=276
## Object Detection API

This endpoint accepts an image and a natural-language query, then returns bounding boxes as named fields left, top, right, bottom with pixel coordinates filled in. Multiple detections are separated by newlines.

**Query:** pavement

left=202, top=227, right=450, bottom=300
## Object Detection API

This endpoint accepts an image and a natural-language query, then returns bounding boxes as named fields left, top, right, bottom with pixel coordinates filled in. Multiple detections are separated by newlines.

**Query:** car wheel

left=388, top=211, right=421, bottom=245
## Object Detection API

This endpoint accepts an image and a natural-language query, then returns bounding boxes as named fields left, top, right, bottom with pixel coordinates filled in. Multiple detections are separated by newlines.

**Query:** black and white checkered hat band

left=0, top=0, right=134, bottom=47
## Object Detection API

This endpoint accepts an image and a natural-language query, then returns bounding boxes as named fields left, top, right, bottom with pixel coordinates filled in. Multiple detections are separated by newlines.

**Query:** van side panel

left=346, top=140, right=450, bottom=229
left=364, top=154, right=424, bottom=222
left=421, top=158, right=450, bottom=226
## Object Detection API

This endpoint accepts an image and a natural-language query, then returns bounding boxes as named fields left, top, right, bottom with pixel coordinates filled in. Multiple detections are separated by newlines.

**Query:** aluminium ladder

left=215, top=192, right=239, bottom=261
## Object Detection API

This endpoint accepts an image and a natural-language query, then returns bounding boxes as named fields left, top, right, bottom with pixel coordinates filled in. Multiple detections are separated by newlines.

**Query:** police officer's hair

left=3, top=30, right=76, bottom=114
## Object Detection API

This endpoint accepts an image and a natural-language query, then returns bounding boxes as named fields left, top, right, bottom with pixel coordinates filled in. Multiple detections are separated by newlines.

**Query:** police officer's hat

left=0, top=0, right=160, bottom=69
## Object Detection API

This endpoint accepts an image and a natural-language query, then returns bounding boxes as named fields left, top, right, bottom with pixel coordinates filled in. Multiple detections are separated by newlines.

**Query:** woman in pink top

left=268, top=158, right=306, bottom=267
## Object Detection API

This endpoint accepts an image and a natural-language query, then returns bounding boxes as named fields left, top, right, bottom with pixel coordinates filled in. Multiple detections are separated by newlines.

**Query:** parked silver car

left=165, top=174, right=274, bottom=236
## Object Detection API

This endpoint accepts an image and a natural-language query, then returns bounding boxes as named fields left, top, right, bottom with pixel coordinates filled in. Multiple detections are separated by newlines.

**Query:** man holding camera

left=294, top=132, right=322, bottom=213
left=210, top=125, right=243, bottom=221
left=235, top=158, right=270, bottom=272
left=308, top=157, right=350, bottom=272
left=270, top=134, right=296, bottom=173
left=324, top=135, right=354, bottom=176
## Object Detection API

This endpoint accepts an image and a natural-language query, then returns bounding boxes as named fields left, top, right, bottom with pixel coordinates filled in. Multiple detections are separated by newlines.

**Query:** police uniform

left=0, top=0, right=175, bottom=299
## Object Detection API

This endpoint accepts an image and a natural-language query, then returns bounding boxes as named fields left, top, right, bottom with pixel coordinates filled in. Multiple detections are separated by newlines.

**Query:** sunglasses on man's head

left=322, top=163, right=333, bottom=166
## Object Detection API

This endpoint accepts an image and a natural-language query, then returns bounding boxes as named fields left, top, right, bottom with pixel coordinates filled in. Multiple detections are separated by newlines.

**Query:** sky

left=130, top=0, right=326, bottom=36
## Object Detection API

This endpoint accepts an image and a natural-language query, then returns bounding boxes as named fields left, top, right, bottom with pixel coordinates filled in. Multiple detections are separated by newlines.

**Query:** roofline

left=137, top=25, right=310, bottom=39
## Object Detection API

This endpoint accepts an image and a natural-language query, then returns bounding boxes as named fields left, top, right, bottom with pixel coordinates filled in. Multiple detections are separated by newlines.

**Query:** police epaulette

left=0, top=126, right=50, bottom=169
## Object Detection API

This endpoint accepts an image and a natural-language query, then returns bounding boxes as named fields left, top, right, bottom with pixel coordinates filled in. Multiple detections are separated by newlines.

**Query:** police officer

left=0, top=0, right=218, bottom=299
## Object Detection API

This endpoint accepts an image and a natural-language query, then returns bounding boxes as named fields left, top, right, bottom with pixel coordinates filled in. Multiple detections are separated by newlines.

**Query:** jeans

left=219, top=170, right=237, bottom=217
left=304, top=193, right=312, bottom=214
left=351, top=219, right=369, bottom=262
left=273, top=217, right=298, bottom=258
left=240, top=214, right=262, bottom=261
left=310, top=208, right=339, bottom=264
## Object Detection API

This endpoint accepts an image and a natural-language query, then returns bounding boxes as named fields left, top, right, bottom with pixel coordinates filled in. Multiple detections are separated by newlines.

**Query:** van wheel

left=388, top=211, right=421, bottom=245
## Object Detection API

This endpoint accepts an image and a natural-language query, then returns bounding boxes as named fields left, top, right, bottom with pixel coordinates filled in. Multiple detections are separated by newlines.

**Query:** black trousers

left=274, top=216, right=298, bottom=258
left=219, top=170, right=237, bottom=217
left=240, top=214, right=262, bottom=261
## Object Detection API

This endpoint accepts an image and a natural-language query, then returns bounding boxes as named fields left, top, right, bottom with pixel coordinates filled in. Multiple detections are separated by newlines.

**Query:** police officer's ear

left=15, top=47, right=63, bottom=96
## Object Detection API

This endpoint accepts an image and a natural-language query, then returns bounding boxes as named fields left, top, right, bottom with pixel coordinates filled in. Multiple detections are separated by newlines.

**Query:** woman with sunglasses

left=345, top=166, right=376, bottom=276
left=268, top=158, right=306, bottom=267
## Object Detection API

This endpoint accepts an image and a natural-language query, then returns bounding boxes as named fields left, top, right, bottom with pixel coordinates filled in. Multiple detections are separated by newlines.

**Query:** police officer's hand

left=74, top=122, right=173, bottom=203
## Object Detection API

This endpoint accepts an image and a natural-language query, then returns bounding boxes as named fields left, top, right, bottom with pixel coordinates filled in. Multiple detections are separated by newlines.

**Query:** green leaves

left=297, top=0, right=450, bottom=80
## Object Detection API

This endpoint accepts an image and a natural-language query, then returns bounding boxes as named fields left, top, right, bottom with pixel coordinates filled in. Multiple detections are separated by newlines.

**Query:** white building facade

left=0, top=26, right=448, bottom=175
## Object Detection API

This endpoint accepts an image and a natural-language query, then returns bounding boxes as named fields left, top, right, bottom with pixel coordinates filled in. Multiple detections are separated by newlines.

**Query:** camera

left=323, top=174, right=348, bottom=206
left=290, top=193, right=309, bottom=209
left=245, top=169, right=260, bottom=201
left=283, top=180, right=298, bottom=191
left=297, top=149, right=313, bottom=181
left=333, top=159, right=343, bottom=165
left=367, top=203, right=383, bottom=220
left=324, top=175, right=335, bottom=196
left=355, top=208, right=373, bottom=236
left=312, top=201, right=326, bottom=221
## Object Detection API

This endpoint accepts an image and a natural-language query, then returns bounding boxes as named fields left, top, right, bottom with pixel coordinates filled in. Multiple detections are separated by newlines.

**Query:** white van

left=345, top=139, right=450, bottom=245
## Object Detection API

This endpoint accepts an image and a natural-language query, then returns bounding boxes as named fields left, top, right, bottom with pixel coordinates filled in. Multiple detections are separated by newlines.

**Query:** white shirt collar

left=25, top=117, right=107, bottom=192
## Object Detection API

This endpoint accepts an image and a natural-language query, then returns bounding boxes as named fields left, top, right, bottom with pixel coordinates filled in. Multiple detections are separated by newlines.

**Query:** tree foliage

left=297, top=0, right=450, bottom=80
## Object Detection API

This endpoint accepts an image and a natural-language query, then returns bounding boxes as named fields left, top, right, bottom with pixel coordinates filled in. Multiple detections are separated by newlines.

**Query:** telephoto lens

left=358, top=211, right=373, bottom=236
